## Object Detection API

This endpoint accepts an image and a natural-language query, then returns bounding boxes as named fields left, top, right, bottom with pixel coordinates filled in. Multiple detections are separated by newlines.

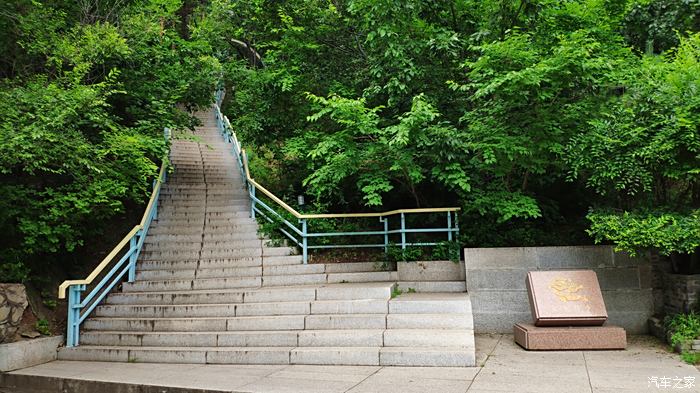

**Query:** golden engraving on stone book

left=548, top=277, right=590, bottom=307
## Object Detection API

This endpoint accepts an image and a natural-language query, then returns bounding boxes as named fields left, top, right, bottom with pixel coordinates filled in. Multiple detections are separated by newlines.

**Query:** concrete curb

left=0, top=335, right=63, bottom=372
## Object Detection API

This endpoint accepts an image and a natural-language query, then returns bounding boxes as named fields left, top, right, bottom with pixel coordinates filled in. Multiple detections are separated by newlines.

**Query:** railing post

left=380, top=217, right=389, bottom=253
left=454, top=213, right=459, bottom=239
left=447, top=211, right=453, bottom=241
left=301, top=219, right=308, bottom=264
left=66, top=284, right=85, bottom=347
left=250, top=185, right=256, bottom=219
left=128, top=231, right=140, bottom=282
left=400, top=213, right=406, bottom=249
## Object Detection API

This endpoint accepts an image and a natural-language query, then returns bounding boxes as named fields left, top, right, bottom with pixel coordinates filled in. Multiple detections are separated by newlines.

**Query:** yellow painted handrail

left=58, top=225, right=140, bottom=299
left=58, top=159, right=168, bottom=299
left=240, top=148, right=460, bottom=220
left=139, top=161, right=168, bottom=227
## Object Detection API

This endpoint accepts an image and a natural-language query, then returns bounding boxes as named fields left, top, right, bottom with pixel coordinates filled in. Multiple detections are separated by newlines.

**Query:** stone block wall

left=663, top=273, right=700, bottom=315
left=0, top=284, right=28, bottom=343
left=464, top=246, right=655, bottom=334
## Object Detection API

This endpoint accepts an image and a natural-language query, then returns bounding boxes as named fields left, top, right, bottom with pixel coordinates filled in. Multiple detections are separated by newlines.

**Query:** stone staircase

left=57, top=108, right=475, bottom=367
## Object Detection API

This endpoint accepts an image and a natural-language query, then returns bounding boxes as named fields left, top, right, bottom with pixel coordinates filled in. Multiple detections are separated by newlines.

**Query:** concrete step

left=383, top=329, right=474, bottom=347
left=58, top=346, right=293, bottom=364
left=380, top=347, right=475, bottom=366
left=316, top=282, right=394, bottom=300
left=396, top=281, right=467, bottom=293
left=94, top=301, right=311, bottom=318
left=139, top=246, right=293, bottom=260
left=156, top=211, right=251, bottom=219
left=386, top=313, right=474, bottom=330
left=304, top=314, right=386, bottom=330
left=262, top=255, right=304, bottom=266
left=326, top=271, right=398, bottom=283
left=80, top=330, right=299, bottom=347
left=147, top=223, right=258, bottom=235
left=263, top=264, right=325, bottom=276
left=138, top=258, right=263, bottom=270
left=106, top=287, right=317, bottom=305
left=262, top=273, right=327, bottom=286
left=60, top=345, right=432, bottom=366
left=122, top=276, right=262, bottom=292
left=84, top=315, right=306, bottom=332
left=142, top=239, right=266, bottom=251
left=388, top=293, right=472, bottom=314
left=58, top=345, right=465, bottom=366
left=153, top=218, right=258, bottom=226
left=324, top=261, right=396, bottom=273
left=108, top=283, right=393, bottom=305
left=136, top=266, right=263, bottom=280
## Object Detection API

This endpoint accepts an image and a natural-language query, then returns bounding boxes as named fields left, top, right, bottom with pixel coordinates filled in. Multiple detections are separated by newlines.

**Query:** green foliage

left=0, top=0, right=220, bottom=274
left=623, top=0, right=700, bottom=54
left=385, top=244, right=422, bottom=263
left=568, top=33, right=700, bottom=255
left=587, top=210, right=700, bottom=256
left=666, top=312, right=700, bottom=364
left=681, top=351, right=700, bottom=365
left=35, top=319, right=51, bottom=336
left=433, top=241, right=461, bottom=263
left=390, top=285, right=403, bottom=299
left=214, top=0, right=700, bottom=252
left=0, top=261, right=30, bottom=284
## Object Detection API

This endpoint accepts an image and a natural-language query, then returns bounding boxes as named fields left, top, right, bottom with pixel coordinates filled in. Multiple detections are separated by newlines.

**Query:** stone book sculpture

left=526, top=270, right=607, bottom=326
left=515, top=270, right=626, bottom=350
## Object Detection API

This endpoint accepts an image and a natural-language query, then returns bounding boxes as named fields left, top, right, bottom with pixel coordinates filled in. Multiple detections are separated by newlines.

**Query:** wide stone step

left=58, top=346, right=294, bottom=364
left=136, top=266, right=263, bottom=280
left=156, top=205, right=249, bottom=214
left=141, top=239, right=266, bottom=251
left=122, top=276, right=262, bottom=292
left=326, top=271, right=398, bottom=284
left=386, top=313, right=474, bottom=330
left=84, top=315, right=306, bottom=332
left=388, top=293, right=472, bottom=314
left=147, top=223, right=258, bottom=235
left=156, top=211, right=251, bottom=219
left=80, top=330, right=300, bottom=347
left=138, top=258, right=263, bottom=271
left=94, top=301, right=312, bottom=318
left=158, top=196, right=250, bottom=204
left=109, top=283, right=393, bottom=305
left=106, top=287, right=318, bottom=305
left=152, top=218, right=258, bottom=226
left=382, top=329, right=474, bottom=347
left=395, top=281, right=467, bottom=293
left=139, top=246, right=293, bottom=260
left=58, top=345, right=475, bottom=367
left=58, top=345, right=474, bottom=366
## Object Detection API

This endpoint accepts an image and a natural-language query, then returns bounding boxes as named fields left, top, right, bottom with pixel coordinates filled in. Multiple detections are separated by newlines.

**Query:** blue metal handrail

left=214, top=90, right=460, bottom=264
left=58, top=128, right=170, bottom=347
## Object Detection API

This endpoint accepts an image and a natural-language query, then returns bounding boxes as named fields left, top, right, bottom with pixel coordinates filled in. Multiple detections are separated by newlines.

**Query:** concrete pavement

left=3, top=334, right=699, bottom=392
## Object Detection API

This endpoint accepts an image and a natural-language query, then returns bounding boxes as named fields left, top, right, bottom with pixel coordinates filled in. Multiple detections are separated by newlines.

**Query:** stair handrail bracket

left=58, top=134, right=169, bottom=347
left=214, top=89, right=460, bottom=264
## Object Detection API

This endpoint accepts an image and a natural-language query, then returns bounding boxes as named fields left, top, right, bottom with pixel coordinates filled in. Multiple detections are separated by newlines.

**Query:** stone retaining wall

left=0, top=284, right=28, bottom=343
left=664, top=273, right=700, bottom=315
left=464, top=246, right=655, bottom=334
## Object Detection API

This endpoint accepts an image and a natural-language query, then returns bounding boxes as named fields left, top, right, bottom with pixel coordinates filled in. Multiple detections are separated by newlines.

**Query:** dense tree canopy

left=1, top=0, right=699, bottom=281
left=210, top=0, right=700, bottom=256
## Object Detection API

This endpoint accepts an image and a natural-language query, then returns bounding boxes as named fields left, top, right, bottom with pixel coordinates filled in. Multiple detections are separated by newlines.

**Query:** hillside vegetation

left=1, top=0, right=699, bottom=287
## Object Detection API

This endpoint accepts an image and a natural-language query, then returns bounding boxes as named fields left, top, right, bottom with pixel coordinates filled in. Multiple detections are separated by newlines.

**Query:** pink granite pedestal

left=514, top=323, right=627, bottom=350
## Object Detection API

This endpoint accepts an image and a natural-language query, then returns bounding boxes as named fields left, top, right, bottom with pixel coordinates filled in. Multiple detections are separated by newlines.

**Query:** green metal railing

left=214, top=90, right=460, bottom=263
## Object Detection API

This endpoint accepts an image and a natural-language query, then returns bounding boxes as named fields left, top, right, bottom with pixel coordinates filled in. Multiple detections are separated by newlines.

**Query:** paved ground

left=7, top=334, right=700, bottom=392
